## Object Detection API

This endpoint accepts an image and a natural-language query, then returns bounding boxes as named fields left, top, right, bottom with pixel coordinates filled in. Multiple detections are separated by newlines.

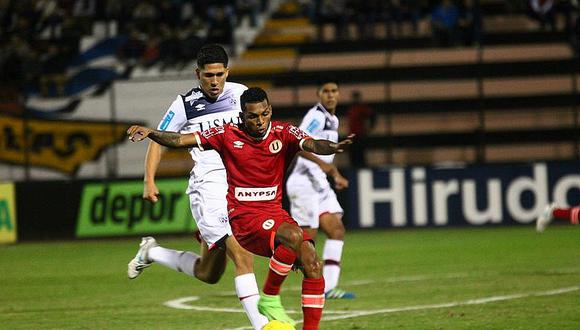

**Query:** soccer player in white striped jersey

left=286, top=78, right=355, bottom=299
left=127, top=44, right=268, bottom=330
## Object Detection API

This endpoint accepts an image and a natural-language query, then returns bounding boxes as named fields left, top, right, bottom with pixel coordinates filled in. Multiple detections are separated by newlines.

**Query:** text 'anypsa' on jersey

left=234, top=186, right=277, bottom=201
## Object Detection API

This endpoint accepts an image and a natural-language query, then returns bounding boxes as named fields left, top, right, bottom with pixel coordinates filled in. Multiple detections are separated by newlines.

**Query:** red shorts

left=230, top=207, right=312, bottom=257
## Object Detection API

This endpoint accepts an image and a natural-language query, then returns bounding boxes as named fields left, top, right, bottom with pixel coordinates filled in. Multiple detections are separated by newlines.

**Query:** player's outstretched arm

left=302, top=134, right=355, bottom=155
left=127, top=125, right=198, bottom=148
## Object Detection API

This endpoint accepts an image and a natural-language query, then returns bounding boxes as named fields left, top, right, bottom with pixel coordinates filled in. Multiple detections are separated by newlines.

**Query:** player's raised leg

left=536, top=203, right=580, bottom=232
left=128, top=236, right=160, bottom=279
left=127, top=236, right=215, bottom=280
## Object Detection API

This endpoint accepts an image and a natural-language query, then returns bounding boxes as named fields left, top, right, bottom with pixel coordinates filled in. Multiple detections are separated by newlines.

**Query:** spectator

left=176, top=26, right=204, bottom=68
left=316, top=0, right=349, bottom=41
left=72, top=0, right=96, bottom=35
left=157, top=23, right=181, bottom=70
left=39, top=44, right=69, bottom=97
left=352, top=0, right=383, bottom=40
left=117, top=27, right=146, bottom=66
left=35, top=0, right=64, bottom=39
left=431, top=0, right=460, bottom=47
left=390, top=0, right=422, bottom=37
left=132, top=0, right=158, bottom=35
left=60, top=17, right=82, bottom=57
left=141, top=35, right=160, bottom=68
left=346, top=90, right=375, bottom=168
left=459, top=0, right=482, bottom=46
left=236, top=0, right=260, bottom=27
left=0, top=0, right=14, bottom=36
left=207, top=5, right=235, bottom=50
left=527, top=0, right=556, bottom=31
left=158, top=0, right=180, bottom=29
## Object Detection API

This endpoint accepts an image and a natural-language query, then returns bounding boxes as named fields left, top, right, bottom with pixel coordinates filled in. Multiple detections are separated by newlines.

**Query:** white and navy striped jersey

left=289, top=103, right=339, bottom=183
left=157, top=82, right=247, bottom=192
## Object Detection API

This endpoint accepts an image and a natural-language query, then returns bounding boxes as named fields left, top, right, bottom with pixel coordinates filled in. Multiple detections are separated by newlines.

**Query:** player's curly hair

left=196, top=44, right=229, bottom=68
left=240, top=87, right=269, bottom=112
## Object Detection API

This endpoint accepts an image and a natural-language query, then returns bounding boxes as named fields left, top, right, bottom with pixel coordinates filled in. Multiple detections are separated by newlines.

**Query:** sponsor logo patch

left=234, top=186, right=277, bottom=201
left=185, top=91, right=203, bottom=105
left=262, top=219, right=275, bottom=230
left=233, top=141, right=244, bottom=149
left=306, top=119, right=320, bottom=133
left=160, top=111, right=175, bottom=130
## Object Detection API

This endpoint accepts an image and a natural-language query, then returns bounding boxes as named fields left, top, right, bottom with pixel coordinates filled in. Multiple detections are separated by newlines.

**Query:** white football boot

left=127, top=236, right=158, bottom=279
left=536, top=203, right=555, bottom=233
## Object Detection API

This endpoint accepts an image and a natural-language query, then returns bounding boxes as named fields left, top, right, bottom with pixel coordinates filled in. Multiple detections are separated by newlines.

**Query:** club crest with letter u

left=269, top=140, right=282, bottom=153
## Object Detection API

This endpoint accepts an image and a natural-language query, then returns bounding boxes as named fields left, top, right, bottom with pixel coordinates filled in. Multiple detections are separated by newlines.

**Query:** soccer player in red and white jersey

left=127, top=87, right=354, bottom=330
left=536, top=203, right=580, bottom=232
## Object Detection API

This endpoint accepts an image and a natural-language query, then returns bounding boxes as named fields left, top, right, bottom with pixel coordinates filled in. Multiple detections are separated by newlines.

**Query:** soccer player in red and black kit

left=127, top=87, right=354, bottom=330
left=536, top=203, right=580, bottom=232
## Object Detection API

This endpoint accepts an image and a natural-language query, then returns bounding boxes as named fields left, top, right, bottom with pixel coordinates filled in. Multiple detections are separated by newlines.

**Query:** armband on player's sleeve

left=299, top=137, right=312, bottom=150
left=194, top=132, right=204, bottom=150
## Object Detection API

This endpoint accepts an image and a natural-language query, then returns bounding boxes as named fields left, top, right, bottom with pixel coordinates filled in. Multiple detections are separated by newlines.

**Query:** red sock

left=302, top=277, right=325, bottom=330
left=263, top=245, right=296, bottom=295
left=554, top=207, right=580, bottom=224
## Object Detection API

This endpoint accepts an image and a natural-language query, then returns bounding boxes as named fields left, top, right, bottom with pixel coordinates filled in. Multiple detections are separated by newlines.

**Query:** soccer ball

left=261, top=320, right=296, bottom=330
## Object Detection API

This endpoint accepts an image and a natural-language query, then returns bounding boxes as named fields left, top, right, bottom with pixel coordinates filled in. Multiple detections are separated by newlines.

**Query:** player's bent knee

left=195, top=267, right=224, bottom=284
left=277, top=223, right=304, bottom=252
left=194, top=255, right=227, bottom=284
left=326, top=225, right=345, bottom=240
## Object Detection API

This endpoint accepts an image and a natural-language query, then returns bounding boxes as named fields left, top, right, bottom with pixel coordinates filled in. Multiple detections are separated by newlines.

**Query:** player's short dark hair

left=196, top=44, right=229, bottom=68
left=317, top=76, right=339, bottom=89
left=240, top=87, right=269, bottom=112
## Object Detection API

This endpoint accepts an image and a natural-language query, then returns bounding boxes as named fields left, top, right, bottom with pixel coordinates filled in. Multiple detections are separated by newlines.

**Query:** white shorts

left=188, top=180, right=232, bottom=249
left=286, top=173, right=343, bottom=229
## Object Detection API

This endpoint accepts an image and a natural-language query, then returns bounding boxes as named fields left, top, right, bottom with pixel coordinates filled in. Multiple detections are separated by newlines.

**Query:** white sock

left=148, top=246, right=199, bottom=277
left=322, top=239, right=344, bottom=292
left=235, top=273, right=269, bottom=330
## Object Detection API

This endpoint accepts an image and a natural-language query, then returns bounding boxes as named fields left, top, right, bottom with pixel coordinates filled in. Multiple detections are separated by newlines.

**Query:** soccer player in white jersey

left=126, top=44, right=268, bottom=330
left=286, top=79, right=355, bottom=299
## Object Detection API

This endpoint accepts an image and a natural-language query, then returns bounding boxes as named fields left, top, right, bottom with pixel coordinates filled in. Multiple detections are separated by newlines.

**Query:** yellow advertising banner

left=0, top=116, right=135, bottom=175
left=0, top=183, right=17, bottom=244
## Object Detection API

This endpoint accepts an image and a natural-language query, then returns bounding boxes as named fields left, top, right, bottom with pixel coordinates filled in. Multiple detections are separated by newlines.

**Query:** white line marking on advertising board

left=163, top=285, right=579, bottom=330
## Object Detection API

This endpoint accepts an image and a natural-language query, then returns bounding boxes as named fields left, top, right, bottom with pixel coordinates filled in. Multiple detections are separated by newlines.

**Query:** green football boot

left=258, top=294, right=295, bottom=325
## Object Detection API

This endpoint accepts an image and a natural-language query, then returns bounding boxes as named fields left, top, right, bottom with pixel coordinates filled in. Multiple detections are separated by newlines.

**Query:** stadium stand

left=228, top=0, right=580, bottom=168
left=1, top=0, right=579, bottom=175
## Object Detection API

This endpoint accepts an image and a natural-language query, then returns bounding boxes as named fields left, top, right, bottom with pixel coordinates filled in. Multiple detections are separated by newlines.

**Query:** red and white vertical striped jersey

left=195, top=121, right=311, bottom=216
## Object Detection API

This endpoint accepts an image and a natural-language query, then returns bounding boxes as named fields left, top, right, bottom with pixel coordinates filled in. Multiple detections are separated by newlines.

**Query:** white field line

left=162, top=286, right=579, bottom=330
left=210, top=268, right=580, bottom=297
left=210, top=273, right=473, bottom=297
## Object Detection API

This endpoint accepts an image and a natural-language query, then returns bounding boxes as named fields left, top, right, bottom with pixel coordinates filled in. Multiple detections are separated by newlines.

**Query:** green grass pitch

left=1, top=226, right=578, bottom=329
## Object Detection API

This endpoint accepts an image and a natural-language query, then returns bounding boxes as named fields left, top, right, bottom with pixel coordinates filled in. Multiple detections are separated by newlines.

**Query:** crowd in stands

left=1, top=0, right=580, bottom=101
left=0, top=0, right=267, bottom=99
left=302, top=0, right=580, bottom=48
left=297, top=0, right=482, bottom=45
